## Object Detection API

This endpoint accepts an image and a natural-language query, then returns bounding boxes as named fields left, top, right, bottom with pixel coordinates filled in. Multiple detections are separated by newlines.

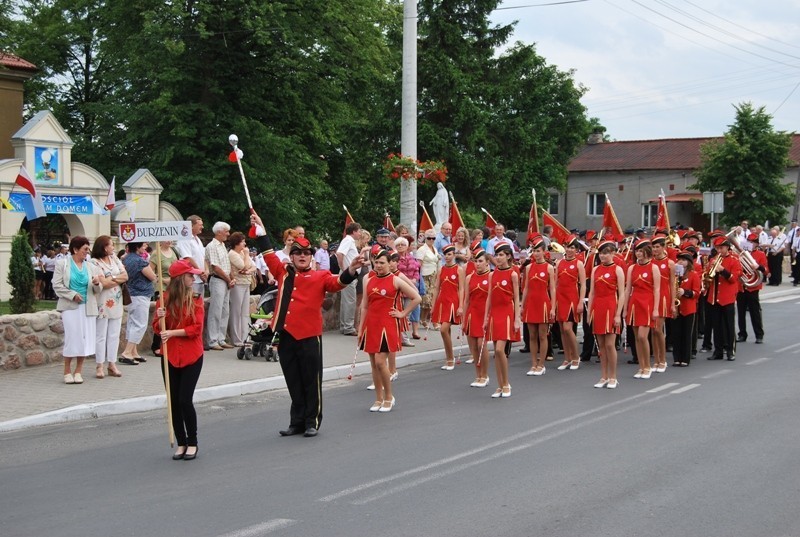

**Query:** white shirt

left=314, top=248, right=331, bottom=271
left=336, top=235, right=359, bottom=269
left=177, top=234, right=207, bottom=287
left=253, top=254, right=268, bottom=275
left=783, top=226, right=798, bottom=251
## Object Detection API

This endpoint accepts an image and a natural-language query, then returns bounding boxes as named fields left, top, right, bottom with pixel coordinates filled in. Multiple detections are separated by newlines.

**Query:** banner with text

left=118, top=221, right=193, bottom=242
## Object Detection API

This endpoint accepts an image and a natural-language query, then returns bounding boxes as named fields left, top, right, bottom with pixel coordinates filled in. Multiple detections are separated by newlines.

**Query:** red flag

left=602, top=195, right=623, bottom=237
left=527, top=191, right=539, bottom=240
left=482, top=207, right=497, bottom=229
left=383, top=212, right=395, bottom=233
left=449, top=194, right=465, bottom=232
left=419, top=202, right=434, bottom=234
left=228, top=148, right=243, bottom=163
left=104, top=176, right=116, bottom=211
left=15, top=165, right=47, bottom=220
left=542, top=211, right=570, bottom=245
left=342, top=205, right=354, bottom=238
left=656, top=190, right=669, bottom=230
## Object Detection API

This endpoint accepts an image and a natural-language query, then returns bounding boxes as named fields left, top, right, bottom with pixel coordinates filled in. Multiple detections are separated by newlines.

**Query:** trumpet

left=703, top=254, right=723, bottom=288
left=674, top=264, right=684, bottom=308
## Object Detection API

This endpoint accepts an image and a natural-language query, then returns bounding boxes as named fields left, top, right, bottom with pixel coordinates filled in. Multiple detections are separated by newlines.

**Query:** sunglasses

left=426, top=237, right=435, bottom=241
left=292, top=250, right=313, bottom=256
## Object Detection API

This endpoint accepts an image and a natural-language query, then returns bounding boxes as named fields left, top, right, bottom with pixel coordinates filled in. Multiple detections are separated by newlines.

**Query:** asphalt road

left=2, top=295, right=800, bottom=537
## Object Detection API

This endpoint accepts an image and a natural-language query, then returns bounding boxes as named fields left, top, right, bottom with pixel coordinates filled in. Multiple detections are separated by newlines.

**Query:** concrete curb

left=0, top=344, right=464, bottom=433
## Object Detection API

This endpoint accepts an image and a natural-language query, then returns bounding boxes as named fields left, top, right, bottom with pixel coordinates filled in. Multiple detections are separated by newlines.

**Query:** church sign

left=118, top=221, right=192, bottom=243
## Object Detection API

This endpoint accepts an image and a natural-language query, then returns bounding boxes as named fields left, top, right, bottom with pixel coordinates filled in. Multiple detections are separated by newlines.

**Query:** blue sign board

left=8, top=193, right=100, bottom=215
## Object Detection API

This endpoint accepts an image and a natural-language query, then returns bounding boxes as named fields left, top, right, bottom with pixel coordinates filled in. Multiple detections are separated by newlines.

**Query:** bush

left=8, top=230, right=36, bottom=314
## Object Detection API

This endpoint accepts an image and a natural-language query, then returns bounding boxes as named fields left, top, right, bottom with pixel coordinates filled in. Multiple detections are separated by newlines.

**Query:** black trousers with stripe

left=278, top=331, right=324, bottom=430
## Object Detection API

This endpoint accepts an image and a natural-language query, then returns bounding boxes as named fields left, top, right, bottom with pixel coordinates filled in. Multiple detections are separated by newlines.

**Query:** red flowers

left=383, top=153, right=447, bottom=184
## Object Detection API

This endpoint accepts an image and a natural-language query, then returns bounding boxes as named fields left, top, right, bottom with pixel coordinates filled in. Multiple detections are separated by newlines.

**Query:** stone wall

left=1, top=293, right=344, bottom=372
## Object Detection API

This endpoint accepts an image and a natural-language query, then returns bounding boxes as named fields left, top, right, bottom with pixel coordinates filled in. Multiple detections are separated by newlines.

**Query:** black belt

left=211, top=274, right=223, bottom=279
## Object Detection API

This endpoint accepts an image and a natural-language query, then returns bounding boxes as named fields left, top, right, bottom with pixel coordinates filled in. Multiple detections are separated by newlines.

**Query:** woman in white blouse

left=228, top=232, right=257, bottom=346
left=416, top=230, right=440, bottom=328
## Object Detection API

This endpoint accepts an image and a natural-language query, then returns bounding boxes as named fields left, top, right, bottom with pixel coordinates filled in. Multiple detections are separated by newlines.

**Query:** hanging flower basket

left=383, top=153, right=447, bottom=184
left=383, top=153, right=420, bottom=180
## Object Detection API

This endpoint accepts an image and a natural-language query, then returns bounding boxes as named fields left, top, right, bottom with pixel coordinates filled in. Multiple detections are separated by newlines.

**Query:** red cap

left=168, top=259, right=203, bottom=278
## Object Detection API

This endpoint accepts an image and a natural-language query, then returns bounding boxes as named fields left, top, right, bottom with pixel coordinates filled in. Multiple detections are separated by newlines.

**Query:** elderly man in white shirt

left=336, top=222, right=362, bottom=335
left=205, top=221, right=234, bottom=350
left=314, top=240, right=331, bottom=271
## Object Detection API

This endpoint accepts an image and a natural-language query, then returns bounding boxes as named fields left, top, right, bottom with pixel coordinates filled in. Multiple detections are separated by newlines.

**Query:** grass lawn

left=0, top=300, right=58, bottom=315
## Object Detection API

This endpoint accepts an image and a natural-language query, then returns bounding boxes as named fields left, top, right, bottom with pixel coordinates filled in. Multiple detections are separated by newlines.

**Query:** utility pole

left=400, top=0, right=418, bottom=234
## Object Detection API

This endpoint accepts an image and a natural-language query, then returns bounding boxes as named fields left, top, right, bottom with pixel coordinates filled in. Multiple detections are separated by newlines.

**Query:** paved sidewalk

left=0, top=329, right=459, bottom=432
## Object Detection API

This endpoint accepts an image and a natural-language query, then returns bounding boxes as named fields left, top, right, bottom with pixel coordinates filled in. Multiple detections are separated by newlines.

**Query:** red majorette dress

left=487, top=267, right=521, bottom=342
left=465, top=270, right=490, bottom=338
left=522, top=261, right=551, bottom=324
left=432, top=263, right=461, bottom=324
left=626, top=261, right=656, bottom=328
left=555, top=256, right=581, bottom=323
left=654, top=255, right=672, bottom=318
left=392, top=269, right=408, bottom=351
left=359, top=273, right=400, bottom=353
left=591, top=263, right=620, bottom=335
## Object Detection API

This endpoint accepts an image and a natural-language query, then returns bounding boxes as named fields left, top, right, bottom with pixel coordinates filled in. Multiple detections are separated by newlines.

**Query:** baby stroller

left=238, top=285, right=280, bottom=362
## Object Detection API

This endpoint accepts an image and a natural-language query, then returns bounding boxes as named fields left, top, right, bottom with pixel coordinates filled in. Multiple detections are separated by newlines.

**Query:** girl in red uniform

left=588, top=239, right=625, bottom=389
left=153, top=259, right=205, bottom=461
left=623, top=239, right=661, bottom=380
left=463, top=250, right=491, bottom=387
left=358, top=246, right=421, bottom=413
left=554, top=235, right=587, bottom=371
left=431, top=244, right=465, bottom=371
left=483, top=243, right=520, bottom=398
left=651, top=236, right=675, bottom=373
left=672, top=249, right=700, bottom=366
left=388, top=249, right=415, bottom=380
left=521, top=236, right=555, bottom=376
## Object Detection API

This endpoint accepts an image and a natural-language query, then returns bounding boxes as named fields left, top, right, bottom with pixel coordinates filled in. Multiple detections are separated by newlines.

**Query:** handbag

left=250, top=274, right=258, bottom=292
left=417, top=275, right=426, bottom=296
left=121, top=283, right=132, bottom=306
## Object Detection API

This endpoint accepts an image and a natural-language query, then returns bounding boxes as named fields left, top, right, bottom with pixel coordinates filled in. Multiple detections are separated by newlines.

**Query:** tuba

left=725, top=230, right=763, bottom=289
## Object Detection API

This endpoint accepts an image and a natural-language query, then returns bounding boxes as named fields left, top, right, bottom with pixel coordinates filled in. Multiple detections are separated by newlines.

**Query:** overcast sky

left=490, top=0, right=800, bottom=141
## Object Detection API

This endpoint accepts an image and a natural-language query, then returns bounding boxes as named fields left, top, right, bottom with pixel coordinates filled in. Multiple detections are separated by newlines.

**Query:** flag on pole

left=383, top=211, right=396, bottom=233
left=228, top=147, right=243, bottom=163
left=104, top=176, right=116, bottom=211
left=542, top=211, right=571, bottom=244
left=527, top=189, right=539, bottom=241
left=110, top=197, right=141, bottom=222
left=449, top=192, right=465, bottom=232
left=481, top=207, right=497, bottom=229
left=656, top=189, right=670, bottom=230
left=602, top=194, right=623, bottom=237
left=14, top=165, right=47, bottom=220
left=0, top=197, right=13, bottom=210
left=418, top=201, right=434, bottom=234
left=342, top=205, right=354, bottom=238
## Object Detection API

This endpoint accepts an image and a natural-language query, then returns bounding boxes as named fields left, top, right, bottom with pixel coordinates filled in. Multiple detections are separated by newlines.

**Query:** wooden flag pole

left=155, top=242, right=175, bottom=448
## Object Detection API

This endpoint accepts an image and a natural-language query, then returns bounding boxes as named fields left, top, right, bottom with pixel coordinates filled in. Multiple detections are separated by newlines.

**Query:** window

left=642, top=203, right=658, bottom=228
left=548, top=193, right=559, bottom=215
left=587, top=193, right=605, bottom=216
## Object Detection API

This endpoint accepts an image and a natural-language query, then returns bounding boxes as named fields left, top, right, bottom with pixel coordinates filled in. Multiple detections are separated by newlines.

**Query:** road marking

left=216, top=520, right=298, bottom=537
left=318, top=391, right=654, bottom=503
left=670, top=383, right=700, bottom=394
left=702, top=369, right=733, bottom=379
left=760, top=295, right=800, bottom=304
left=777, top=342, right=800, bottom=353
left=759, top=287, right=800, bottom=299
left=646, top=382, right=680, bottom=393
left=351, top=392, right=676, bottom=505
left=745, top=357, right=771, bottom=366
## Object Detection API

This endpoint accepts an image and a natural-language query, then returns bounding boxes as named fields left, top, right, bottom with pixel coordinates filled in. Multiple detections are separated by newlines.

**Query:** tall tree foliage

left=414, top=0, right=590, bottom=229
left=692, top=102, right=793, bottom=227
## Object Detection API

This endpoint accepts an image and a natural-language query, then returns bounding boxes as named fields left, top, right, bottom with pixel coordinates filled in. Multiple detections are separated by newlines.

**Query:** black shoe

left=755, top=338, right=763, bottom=344
left=119, top=356, right=138, bottom=365
left=736, top=336, right=747, bottom=342
left=709, top=354, right=724, bottom=360
left=519, top=348, right=530, bottom=353
left=279, top=426, right=304, bottom=437
left=580, top=356, right=591, bottom=362
left=627, top=358, right=638, bottom=364
left=666, top=346, right=673, bottom=353
left=183, top=446, right=198, bottom=461
left=727, top=355, right=735, bottom=361
left=304, top=427, right=318, bottom=437
left=700, top=347, right=712, bottom=352
left=172, top=447, right=186, bottom=460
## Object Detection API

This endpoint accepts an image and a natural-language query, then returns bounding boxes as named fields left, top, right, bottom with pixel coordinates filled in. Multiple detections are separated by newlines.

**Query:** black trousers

left=710, top=303, right=736, bottom=358
left=672, top=313, right=695, bottom=364
left=278, top=331, right=323, bottom=430
left=790, top=253, right=800, bottom=283
left=162, top=356, right=203, bottom=447
left=737, top=290, right=764, bottom=340
left=580, top=314, right=594, bottom=360
left=701, top=299, right=713, bottom=349
left=767, top=252, right=783, bottom=285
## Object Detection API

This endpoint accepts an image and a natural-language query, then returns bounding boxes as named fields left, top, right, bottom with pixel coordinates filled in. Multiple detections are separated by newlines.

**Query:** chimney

left=0, top=52, right=38, bottom=159
left=587, top=132, right=604, bottom=145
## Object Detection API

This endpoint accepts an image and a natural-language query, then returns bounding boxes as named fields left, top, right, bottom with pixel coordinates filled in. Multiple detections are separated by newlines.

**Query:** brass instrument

left=667, top=229, right=681, bottom=248
left=725, top=230, right=764, bottom=289
left=673, top=265, right=683, bottom=308
left=703, top=254, right=723, bottom=289
left=549, top=241, right=565, bottom=255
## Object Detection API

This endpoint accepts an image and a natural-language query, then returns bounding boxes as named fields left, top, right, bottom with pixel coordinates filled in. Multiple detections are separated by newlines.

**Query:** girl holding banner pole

left=154, top=259, right=205, bottom=460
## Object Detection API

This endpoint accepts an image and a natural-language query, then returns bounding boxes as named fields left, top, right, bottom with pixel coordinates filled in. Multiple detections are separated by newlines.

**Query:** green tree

left=8, top=230, right=36, bottom=313
left=692, top=102, right=794, bottom=227
left=410, top=0, right=591, bottom=230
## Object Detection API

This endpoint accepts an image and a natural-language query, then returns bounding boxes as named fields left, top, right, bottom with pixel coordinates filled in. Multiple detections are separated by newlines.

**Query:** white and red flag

left=15, top=165, right=47, bottom=220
